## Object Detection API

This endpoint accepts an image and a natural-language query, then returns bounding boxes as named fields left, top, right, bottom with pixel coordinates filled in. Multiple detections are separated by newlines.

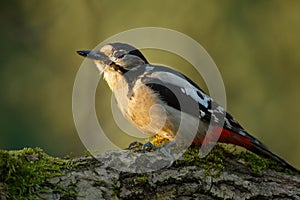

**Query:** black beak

left=77, top=50, right=111, bottom=65
left=77, top=50, right=91, bottom=57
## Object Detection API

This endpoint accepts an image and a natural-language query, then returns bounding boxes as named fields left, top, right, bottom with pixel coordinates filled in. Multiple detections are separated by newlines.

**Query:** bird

left=77, top=42, right=299, bottom=172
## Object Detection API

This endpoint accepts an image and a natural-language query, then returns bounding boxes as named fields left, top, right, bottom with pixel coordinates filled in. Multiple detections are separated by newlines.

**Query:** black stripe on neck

left=112, top=63, right=128, bottom=74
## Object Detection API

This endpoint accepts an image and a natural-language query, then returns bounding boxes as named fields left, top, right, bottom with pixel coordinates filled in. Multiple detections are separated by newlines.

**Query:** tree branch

left=1, top=146, right=299, bottom=199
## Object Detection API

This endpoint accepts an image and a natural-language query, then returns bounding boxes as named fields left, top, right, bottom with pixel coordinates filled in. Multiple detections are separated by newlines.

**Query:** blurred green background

left=1, top=1, right=299, bottom=168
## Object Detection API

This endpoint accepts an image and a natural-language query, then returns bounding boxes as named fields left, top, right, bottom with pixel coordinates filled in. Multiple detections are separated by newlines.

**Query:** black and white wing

left=139, top=64, right=244, bottom=131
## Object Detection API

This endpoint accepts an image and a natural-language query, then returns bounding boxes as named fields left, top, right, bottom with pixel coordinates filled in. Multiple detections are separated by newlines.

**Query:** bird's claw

left=127, top=141, right=143, bottom=150
left=142, top=141, right=159, bottom=152
left=142, top=141, right=176, bottom=168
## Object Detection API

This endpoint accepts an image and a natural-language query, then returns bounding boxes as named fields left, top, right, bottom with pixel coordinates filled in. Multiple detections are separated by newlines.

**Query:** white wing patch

left=148, top=71, right=211, bottom=108
left=182, top=87, right=211, bottom=108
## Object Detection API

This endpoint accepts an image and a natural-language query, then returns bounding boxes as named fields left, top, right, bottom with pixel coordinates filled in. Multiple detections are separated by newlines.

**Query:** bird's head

left=77, top=43, right=148, bottom=73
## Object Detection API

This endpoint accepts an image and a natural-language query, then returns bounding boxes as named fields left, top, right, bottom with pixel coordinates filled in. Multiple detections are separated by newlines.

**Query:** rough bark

left=35, top=149, right=300, bottom=200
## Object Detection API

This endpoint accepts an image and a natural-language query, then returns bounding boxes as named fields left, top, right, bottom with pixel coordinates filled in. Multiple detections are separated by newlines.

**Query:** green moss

left=1, top=144, right=294, bottom=199
left=63, top=152, right=76, bottom=159
left=129, top=139, right=298, bottom=176
left=119, top=174, right=149, bottom=197
left=111, top=177, right=121, bottom=197
left=236, top=150, right=299, bottom=175
left=179, top=144, right=299, bottom=176
left=0, top=147, right=67, bottom=199
left=236, top=151, right=269, bottom=174
left=180, top=145, right=226, bottom=177
left=93, top=180, right=110, bottom=187
left=84, top=150, right=92, bottom=157
left=133, top=175, right=148, bottom=185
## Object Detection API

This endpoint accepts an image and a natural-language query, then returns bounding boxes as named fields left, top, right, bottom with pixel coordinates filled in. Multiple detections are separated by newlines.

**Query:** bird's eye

left=115, top=52, right=125, bottom=59
left=118, top=54, right=125, bottom=59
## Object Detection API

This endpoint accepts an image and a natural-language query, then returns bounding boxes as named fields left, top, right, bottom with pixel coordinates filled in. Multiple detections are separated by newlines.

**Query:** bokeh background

left=1, top=1, right=299, bottom=168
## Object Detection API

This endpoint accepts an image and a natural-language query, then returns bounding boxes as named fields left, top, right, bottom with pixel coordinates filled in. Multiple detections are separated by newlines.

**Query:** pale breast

left=111, top=76, right=207, bottom=142
left=122, top=83, right=174, bottom=139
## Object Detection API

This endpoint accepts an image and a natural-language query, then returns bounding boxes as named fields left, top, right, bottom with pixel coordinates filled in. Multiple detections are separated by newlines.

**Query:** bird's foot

left=159, top=142, right=176, bottom=168
left=142, top=141, right=159, bottom=152
left=126, top=141, right=143, bottom=151
left=142, top=141, right=176, bottom=168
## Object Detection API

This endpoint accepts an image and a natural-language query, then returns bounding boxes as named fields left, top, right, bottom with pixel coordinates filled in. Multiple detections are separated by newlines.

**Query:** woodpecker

left=77, top=43, right=299, bottom=172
